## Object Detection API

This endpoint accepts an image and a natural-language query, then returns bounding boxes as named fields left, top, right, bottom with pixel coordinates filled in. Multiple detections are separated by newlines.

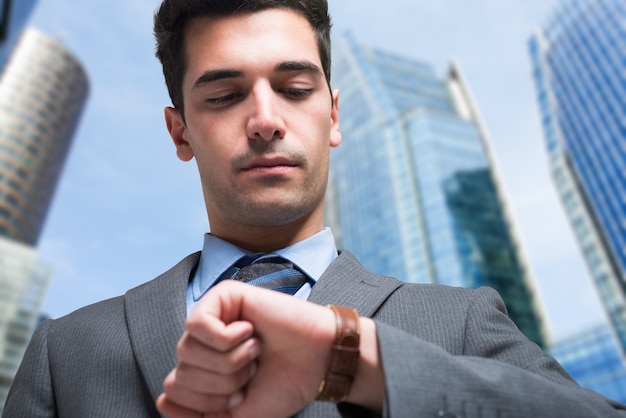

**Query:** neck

left=210, top=214, right=325, bottom=253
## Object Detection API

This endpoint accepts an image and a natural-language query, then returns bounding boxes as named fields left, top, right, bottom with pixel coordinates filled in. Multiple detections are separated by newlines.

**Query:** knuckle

left=173, top=364, right=193, bottom=386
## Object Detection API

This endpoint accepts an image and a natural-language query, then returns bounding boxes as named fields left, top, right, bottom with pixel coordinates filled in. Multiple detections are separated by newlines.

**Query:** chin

left=246, top=211, right=306, bottom=228
left=239, top=201, right=315, bottom=228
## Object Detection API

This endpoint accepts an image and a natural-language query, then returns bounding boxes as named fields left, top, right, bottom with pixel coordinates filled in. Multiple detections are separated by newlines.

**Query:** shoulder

left=40, top=295, right=128, bottom=356
left=382, top=283, right=506, bottom=330
left=358, top=269, right=508, bottom=353
left=377, top=280, right=493, bottom=320
left=391, top=281, right=502, bottom=307
left=44, top=251, right=201, bottom=343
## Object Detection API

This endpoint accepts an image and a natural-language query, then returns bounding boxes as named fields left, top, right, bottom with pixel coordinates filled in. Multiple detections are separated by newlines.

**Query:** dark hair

left=154, top=0, right=332, bottom=116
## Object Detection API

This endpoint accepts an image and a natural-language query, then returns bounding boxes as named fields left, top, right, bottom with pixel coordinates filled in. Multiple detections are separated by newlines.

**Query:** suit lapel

left=308, top=251, right=403, bottom=317
left=124, top=252, right=201, bottom=401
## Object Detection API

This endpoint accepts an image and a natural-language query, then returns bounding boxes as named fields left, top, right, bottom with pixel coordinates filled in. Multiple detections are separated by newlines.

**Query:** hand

left=157, top=313, right=259, bottom=417
left=157, top=280, right=336, bottom=418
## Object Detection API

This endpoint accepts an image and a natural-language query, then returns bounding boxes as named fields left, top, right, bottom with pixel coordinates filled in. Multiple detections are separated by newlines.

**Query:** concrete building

left=0, top=27, right=89, bottom=246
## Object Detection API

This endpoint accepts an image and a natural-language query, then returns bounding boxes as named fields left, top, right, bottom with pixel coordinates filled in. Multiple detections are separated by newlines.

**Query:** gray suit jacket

left=3, top=251, right=625, bottom=417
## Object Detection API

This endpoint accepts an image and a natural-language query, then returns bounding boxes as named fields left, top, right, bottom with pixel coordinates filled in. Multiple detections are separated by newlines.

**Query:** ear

left=164, top=107, right=194, bottom=161
left=329, top=89, right=342, bottom=148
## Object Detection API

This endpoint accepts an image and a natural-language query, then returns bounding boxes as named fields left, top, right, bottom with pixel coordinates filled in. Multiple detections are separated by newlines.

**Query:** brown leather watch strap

left=317, top=305, right=361, bottom=402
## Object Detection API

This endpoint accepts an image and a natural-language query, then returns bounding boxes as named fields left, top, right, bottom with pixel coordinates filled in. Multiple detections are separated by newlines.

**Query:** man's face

left=165, top=9, right=341, bottom=244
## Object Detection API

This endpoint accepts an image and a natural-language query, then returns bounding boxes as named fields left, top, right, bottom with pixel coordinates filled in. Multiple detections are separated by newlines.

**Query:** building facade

left=0, top=27, right=89, bottom=246
left=0, top=237, right=50, bottom=412
left=327, top=33, right=547, bottom=347
left=529, top=0, right=626, bottom=353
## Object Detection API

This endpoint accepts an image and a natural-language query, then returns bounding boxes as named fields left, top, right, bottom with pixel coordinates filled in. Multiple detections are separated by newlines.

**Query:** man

left=3, top=1, right=625, bottom=417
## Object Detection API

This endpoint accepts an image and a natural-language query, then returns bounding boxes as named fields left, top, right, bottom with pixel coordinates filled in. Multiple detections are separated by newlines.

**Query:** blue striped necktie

left=221, top=255, right=309, bottom=295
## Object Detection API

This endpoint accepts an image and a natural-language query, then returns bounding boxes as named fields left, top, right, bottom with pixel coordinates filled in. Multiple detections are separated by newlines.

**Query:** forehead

left=182, top=9, right=321, bottom=83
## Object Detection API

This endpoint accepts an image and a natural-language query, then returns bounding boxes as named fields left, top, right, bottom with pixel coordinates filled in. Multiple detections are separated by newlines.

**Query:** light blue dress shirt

left=186, top=227, right=338, bottom=316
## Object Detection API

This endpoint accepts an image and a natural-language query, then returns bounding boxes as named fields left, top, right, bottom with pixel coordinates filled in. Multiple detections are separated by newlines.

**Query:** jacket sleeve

left=372, top=287, right=626, bottom=418
left=3, top=320, right=57, bottom=418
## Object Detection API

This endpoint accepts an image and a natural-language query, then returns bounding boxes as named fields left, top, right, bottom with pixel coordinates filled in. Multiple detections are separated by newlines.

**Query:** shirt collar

left=191, top=227, right=337, bottom=302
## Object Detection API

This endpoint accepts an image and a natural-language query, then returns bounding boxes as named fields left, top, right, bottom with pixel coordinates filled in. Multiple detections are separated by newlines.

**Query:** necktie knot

left=222, top=255, right=309, bottom=295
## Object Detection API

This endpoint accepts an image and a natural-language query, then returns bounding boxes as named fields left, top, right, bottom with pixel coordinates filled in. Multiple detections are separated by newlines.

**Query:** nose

left=246, top=83, right=286, bottom=141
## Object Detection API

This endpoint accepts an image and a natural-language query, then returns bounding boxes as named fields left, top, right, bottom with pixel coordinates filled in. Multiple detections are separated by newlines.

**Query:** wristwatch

left=317, top=305, right=361, bottom=402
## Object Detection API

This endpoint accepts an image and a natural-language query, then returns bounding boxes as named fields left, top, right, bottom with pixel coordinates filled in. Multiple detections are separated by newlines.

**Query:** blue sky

left=28, top=0, right=607, bottom=342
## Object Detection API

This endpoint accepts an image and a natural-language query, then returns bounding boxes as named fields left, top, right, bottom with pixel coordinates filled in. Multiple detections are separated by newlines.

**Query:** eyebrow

left=192, top=60, right=323, bottom=90
left=192, top=69, right=244, bottom=89
left=274, top=60, right=323, bottom=75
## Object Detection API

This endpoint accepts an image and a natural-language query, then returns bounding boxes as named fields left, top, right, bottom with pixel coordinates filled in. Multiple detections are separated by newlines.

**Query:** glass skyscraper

left=327, top=33, right=547, bottom=347
left=529, top=0, right=626, bottom=353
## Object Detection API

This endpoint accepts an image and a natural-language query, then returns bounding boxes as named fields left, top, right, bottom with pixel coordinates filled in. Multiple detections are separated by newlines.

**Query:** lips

left=240, top=156, right=299, bottom=171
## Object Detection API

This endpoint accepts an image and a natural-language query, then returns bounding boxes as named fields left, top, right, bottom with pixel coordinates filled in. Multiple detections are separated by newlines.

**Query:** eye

left=206, top=91, right=245, bottom=107
left=281, top=88, right=314, bottom=100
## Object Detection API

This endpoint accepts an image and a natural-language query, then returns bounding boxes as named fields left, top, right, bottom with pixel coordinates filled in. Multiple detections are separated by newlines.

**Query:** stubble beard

left=222, top=179, right=326, bottom=228
left=221, top=144, right=327, bottom=228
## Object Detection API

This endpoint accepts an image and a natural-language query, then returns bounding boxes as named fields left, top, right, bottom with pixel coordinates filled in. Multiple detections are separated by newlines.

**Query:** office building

left=0, top=26, right=88, bottom=410
left=0, top=0, right=38, bottom=72
left=529, top=0, right=626, bottom=353
left=551, top=324, right=626, bottom=403
left=0, top=27, right=89, bottom=246
left=327, top=33, right=547, bottom=346
left=0, top=237, right=50, bottom=412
